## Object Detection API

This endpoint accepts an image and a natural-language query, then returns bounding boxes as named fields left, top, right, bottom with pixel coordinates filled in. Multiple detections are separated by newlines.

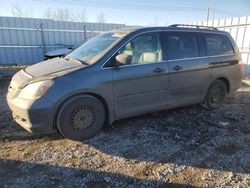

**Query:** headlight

left=18, top=80, right=54, bottom=100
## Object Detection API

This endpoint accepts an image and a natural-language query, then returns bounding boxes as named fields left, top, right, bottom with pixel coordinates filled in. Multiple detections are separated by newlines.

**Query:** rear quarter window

left=204, top=34, right=234, bottom=56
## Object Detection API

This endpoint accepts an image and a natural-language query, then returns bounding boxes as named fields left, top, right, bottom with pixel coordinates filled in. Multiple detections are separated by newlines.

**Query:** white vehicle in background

left=44, top=43, right=83, bottom=59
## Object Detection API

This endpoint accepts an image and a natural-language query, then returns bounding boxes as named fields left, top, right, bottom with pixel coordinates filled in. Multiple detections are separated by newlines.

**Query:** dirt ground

left=0, top=80, right=249, bottom=188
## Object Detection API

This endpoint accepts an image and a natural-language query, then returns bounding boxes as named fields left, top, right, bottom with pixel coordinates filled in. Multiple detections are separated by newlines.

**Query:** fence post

left=241, top=17, right=248, bottom=48
left=84, top=25, right=87, bottom=41
left=40, top=23, right=46, bottom=58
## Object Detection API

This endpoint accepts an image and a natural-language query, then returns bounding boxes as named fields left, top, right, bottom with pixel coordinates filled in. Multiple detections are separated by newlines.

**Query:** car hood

left=25, top=57, right=83, bottom=77
left=11, top=58, right=84, bottom=89
left=45, top=48, right=72, bottom=57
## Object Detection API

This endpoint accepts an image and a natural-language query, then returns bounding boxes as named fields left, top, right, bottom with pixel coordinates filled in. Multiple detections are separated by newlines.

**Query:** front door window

left=119, top=33, right=163, bottom=65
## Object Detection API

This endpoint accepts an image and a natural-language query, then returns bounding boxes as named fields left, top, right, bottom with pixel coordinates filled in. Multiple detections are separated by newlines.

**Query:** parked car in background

left=44, top=47, right=72, bottom=59
left=44, top=43, right=83, bottom=59
left=7, top=25, right=243, bottom=141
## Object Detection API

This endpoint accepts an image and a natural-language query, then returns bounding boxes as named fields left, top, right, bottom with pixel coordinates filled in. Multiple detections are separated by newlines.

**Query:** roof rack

left=168, top=24, right=218, bottom=31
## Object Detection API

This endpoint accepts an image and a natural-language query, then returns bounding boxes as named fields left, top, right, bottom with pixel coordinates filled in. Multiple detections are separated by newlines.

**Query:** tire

left=56, top=95, right=105, bottom=141
left=201, top=79, right=227, bottom=109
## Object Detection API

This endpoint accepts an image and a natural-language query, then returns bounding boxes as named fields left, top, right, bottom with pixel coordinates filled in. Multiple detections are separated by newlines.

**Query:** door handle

left=173, top=65, right=183, bottom=71
left=153, top=67, right=166, bottom=73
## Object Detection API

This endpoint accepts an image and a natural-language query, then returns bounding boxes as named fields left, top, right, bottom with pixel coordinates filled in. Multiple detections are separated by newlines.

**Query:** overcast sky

left=0, top=0, right=250, bottom=25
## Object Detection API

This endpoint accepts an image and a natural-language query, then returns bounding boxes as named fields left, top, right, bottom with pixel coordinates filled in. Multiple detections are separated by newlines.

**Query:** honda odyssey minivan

left=7, top=25, right=243, bottom=141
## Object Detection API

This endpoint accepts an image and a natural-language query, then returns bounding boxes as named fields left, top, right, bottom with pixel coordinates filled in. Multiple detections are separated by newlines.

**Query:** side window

left=118, top=33, right=163, bottom=65
left=166, top=32, right=199, bottom=60
left=204, top=34, right=234, bottom=56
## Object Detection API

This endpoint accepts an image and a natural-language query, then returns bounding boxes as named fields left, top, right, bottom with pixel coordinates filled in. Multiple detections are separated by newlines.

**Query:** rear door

left=202, top=33, right=241, bottom=89
left=111, top=32, right=169, bottom=118
left=164, top=31, right=211, bottom=107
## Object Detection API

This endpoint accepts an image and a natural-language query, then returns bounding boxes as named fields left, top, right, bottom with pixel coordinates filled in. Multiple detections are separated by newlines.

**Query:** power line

left=34, top=0, right=205, bottom=12
left=34, top=0, right=237, bottom=17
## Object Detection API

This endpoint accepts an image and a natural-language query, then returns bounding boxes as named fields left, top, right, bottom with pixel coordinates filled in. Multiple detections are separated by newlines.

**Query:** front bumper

left=7, top=95, right=56, bottom=134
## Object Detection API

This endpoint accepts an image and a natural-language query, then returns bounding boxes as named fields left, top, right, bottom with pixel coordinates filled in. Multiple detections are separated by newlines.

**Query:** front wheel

left=201, top=80, right=227, bottom=109
left=56, top=95, right=105, bottom=141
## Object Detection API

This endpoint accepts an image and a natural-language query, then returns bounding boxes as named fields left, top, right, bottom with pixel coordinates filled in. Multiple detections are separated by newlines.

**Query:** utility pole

left=206, top=4, right=211, bottom=24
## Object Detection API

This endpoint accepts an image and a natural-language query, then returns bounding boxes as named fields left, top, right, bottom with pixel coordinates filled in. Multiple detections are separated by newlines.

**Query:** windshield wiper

left=64, top=56, right=89, bottom=65
left=75, top=58, right=89, bottom=65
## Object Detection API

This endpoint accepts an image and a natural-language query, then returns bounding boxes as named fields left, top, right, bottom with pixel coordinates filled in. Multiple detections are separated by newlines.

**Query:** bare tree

left=72, top=9, right=88, bottom=22
left=44, top=8, right=70, bottom=21
left=96, top=13, right=106, bottom=23
left=80, top=9, right=88, bottom=22
left=43, top=8, right=88, bottom=22
left=26, top=9, right=34, bottom=18
left=11, top=4, right=23, bottom=17
left=11, top=4, right=34, bottom=18
left=43, top=8, right=54, bottom=19
left=54, top=8, right=70, bottom=21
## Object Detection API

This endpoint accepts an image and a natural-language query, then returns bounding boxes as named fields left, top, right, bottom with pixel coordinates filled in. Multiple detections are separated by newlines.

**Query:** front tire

left=57, top=95, right=105, bottom=141
left=201, top=80, right=227, bottom=109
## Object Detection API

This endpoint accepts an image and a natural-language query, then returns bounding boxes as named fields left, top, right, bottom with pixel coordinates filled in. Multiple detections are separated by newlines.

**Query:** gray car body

left=7, top=26, right=243, bottom=134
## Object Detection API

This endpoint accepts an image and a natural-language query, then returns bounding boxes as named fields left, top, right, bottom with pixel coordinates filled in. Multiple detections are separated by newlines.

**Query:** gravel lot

left=0, top=80, right=249, bottom=187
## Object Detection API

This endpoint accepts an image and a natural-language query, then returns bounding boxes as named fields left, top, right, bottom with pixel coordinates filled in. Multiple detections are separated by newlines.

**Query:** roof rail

left=168, top=24, right=218, bottom=31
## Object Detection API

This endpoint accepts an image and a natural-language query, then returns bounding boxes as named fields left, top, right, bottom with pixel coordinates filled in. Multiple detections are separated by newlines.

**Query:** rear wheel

left=57, top=95, right=105, bottom=141
left=201, top=80, right=227, bottom=109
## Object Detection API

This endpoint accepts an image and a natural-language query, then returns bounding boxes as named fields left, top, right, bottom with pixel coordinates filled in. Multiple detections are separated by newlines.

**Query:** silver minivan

left=7, top=25, right=243, bottom=140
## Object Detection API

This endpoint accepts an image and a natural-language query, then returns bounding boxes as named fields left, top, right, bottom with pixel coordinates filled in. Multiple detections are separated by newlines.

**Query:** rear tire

left=57, top=95, right=105, bottom=141
left=201, top=80, right=227, bottom=109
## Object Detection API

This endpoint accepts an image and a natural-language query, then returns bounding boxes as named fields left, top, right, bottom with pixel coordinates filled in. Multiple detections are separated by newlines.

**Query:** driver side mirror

left=115, top=53, right=132, bottom=66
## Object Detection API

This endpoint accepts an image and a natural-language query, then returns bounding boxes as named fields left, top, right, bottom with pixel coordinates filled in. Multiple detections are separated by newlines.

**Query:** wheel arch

left=201, top=76, right=229, bottom=109
left=216, top=77, right=230, bottom=93
left=54, top=92, right=112, bottom=130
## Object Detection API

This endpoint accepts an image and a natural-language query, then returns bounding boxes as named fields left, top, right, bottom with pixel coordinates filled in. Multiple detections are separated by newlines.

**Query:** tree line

left=11, top=4, right=106, bottom=23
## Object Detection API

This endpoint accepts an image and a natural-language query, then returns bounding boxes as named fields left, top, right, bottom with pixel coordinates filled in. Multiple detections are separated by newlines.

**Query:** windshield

left=66, top=32, right=126, bottom=65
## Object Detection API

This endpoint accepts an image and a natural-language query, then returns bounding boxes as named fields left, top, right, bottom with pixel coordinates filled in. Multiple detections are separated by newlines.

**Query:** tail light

left=238, top=60, right=243, bottom=71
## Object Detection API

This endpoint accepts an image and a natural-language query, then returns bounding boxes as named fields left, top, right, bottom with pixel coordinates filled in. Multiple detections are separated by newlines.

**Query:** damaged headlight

left=18, top=80, right=54, bottom=100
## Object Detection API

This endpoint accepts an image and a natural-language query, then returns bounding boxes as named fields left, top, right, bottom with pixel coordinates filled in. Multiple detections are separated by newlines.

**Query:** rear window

left=204, top=34, right=234, bottom=56
left=165, top=32, right=199, bottom=60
